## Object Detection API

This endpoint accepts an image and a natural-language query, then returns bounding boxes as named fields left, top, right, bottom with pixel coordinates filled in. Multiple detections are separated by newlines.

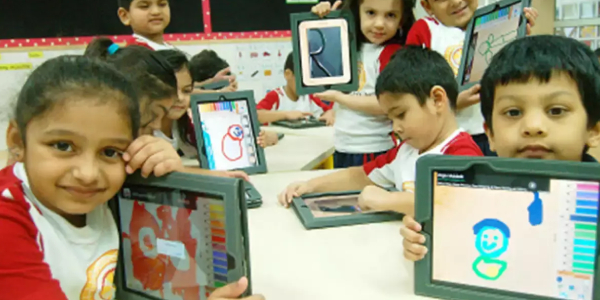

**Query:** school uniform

left=407, top=17, right=491, bottom=155
left=0, top=163, right=119, bottom=300
left=333, top=43, right=400, bottom=168
left=257, top=87, right=331, bottom=117
left=153, top=121, right=198, bottom=158
left=126, top=33, right=175, bottom=51
left=364, top=130, right=483, bottom=190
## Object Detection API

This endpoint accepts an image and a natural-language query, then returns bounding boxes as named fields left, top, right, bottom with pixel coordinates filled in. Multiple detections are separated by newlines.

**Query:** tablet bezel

left=299, top=18, right=352, bottom=87
left=414, top=155, right=600, bottom=300
left=456, top=0, right=531, bottom=91
left=272, top=118, right=327, bottom=129
left=291, top=11, right=359, bottom=95
left=190, top=91, right=268, bottom=175
left=112, top=171, right=252, bottom=300
left=291, top=191, right=403, bottom=230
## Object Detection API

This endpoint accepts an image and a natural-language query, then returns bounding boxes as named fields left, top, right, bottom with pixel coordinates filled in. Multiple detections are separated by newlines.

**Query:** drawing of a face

left=228, top=125, right=244, bottom=141
left=475, top=227, right=508, bottom=257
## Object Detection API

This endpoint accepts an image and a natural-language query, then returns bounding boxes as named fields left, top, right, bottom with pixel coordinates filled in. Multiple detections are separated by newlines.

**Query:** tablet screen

left=432, top=171, right=598, bottom=299
left=118, top=185, right=230, bottom=299
left=462, top=3, right=523, bottom=85
left=303, top=195, right=365, bottom=218
left=196, top=100, right=259, bottom=171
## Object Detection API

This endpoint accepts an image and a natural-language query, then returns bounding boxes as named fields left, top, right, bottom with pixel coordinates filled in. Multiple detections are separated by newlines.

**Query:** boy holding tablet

left=401, top=35, right=600, bottom=261
left=278, top=46, right=482, bottom=213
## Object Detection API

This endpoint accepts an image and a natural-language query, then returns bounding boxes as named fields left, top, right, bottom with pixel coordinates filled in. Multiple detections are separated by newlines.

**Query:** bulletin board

left=0, top=0, right=322, bottom=49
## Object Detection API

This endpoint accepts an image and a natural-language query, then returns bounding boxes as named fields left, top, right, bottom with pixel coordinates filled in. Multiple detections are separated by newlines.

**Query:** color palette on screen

left=198, top=101, right=239, bottom=114
left=209, top=203, right=228, bottom=289
left=571, top=183, right=598, bottom=276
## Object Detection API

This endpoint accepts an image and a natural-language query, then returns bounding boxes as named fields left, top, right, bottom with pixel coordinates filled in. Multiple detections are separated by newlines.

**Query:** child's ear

left=586, top=121, right=600, bottom=148
left=484, top=122, right=496, bottom=152
left=420, top=0, right=434, bottom=16
left=117, top=8, right=131, bottom=26
left=284, top=69, right=294, bottom=80
left=429, top=85, right=448, bottom=113
left=6, top=120, right=25, bottom=163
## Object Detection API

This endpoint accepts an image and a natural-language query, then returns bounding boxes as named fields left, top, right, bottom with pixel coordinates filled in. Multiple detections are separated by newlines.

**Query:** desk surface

left=183, top=135, right=335, bottom=173
left=264, top=125, right=335, bottom=139
left=247, top=170, right=428, bottom=300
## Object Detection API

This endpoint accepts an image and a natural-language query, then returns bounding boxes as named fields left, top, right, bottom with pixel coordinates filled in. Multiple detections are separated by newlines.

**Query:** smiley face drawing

left=222, top=124, right=244, bottom=161
left=472, top=219, right=511, bottom=280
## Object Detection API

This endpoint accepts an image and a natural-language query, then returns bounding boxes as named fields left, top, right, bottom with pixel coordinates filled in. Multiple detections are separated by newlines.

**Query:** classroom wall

left=0, top=40, right=292, bottom=151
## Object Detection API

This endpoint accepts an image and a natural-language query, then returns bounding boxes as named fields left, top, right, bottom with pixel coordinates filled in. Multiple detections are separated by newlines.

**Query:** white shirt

left=132, top=34, right=176, bottom=51
left=256, top=87, right=328, bottom=117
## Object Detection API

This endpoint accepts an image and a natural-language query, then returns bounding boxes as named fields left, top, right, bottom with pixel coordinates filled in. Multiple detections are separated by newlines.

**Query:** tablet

left=112, top=171, right=252, bottom=300
left=457, top=0, right=530, bottom=91
left=199, top=80, right=230, bottom=91
left=291, top=11, right=359, bottom=95
left=291, top=191, right=403, bottom=230
left=272, top=116, right=326, bottom=129
left=190, top=91, right=267, bottom=175
left=414, top=155, right=600, bottom=300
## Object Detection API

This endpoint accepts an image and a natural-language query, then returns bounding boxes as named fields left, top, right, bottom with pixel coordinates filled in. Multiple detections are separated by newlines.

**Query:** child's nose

left=521, top=115, right=548, bottom=137
left=73, top=156, right=101, bottom=185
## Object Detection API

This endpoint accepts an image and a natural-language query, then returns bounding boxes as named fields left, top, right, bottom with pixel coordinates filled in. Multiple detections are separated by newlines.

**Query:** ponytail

left=84, top=37, right=115, bottom=59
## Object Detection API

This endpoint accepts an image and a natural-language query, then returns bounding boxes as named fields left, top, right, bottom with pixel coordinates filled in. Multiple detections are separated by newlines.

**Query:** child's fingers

left=331, top=0, right=343, bottom=10
left=400, top=226, right=425, bottom=244
left=402, top=215, right=421, bottom=231
left=403, top=247, right=427, bottom=262
left=231, top=171, right=250, bottom=182
left=126, top=143, right=164, bottom=175
left=208, top=277, right=248, bottom=299
left=123, top=135, right=154, bottom=162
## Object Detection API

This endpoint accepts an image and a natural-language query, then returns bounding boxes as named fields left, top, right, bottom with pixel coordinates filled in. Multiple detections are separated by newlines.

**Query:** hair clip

left=108, top=43, right=120, bottom=55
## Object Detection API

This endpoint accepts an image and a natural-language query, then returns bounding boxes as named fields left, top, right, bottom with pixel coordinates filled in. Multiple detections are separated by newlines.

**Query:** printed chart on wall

left=234, top=42, right=290, bottom=99
left=432, top=172, right=598, bottom=300
left=462, top=3, right=523, bottom=85
left=117, top=185, right=230, bottom=299
left=197, top=100, right=259, bottom=171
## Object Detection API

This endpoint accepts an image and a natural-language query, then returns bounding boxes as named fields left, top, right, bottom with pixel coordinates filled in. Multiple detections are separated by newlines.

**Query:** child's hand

left=357, top=185, right=391, bottom=211
left=123, top=135, right=184, bottom=178
left=319, top=110, right=335, bottom=126
left=278, top=181, right=313, bottom=207
left=314, top=90, right=344, bottom=104
left=257, top=130, right=279, bottom=148
left=400, top=215, right=428, bottom=261
left=311, top=0, right=342, bottom=18
left=456, top=84, right=481, bottom=110
left=208, top=277, right=265, bottom=300
left=213, top=67, right=236, bottom=83
left=224, top=170, right=250, bottom=182
left=524, top=7, right=539, bottom=36
left=285, top=111, right=313, bottom=120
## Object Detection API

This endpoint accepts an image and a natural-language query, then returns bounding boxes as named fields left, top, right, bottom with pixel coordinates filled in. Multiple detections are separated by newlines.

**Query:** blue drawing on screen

left=528, top=191, right=544, bottom=226
left=308, top=27, right=343, bottom=78
left=472, top=219, right=511, bottom=280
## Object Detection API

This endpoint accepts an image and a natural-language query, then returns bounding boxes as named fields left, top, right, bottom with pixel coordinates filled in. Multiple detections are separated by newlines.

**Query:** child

left=256, top=52, right=335, bottom=125
left=189, top=49, right=238, bottom=92
left=117, top=0, right=175, bottom=50
left=0, top=55, right=263, bottom=300
left=407, top=0, right=538, bottom=155
left=279, top=46, right=482, bottom=213
left=400, top=35, right=600, bottom=261
left=310, top=0, right=416, bottom=168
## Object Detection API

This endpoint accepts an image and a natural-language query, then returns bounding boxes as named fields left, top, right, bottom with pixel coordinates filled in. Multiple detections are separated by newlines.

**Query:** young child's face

left=284, top=69, right=297, bottom=95
left=379, top=91, right=445, bottom=152
left=359, top=0, right=403, bottom=45
left=17, top=100, right=133, bottom=217
left=421, top=0, right=478, bottom=29
left=486, top=73, right=600, bottom=161
left=120, top=0, right=171, bottom=37
left=140, top=97, right=174, bottom=134
left=168, top=67, right=193, bottom=120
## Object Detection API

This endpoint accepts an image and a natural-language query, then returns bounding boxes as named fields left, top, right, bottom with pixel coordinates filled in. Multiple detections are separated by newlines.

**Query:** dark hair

left=375, top=46, right=458, bottom=109
left=189, top=49, right=229, bottom=82
left=85, top=38, right=178, bottom=90
left=118, top=0, right=133, bottom=9
left=480, top=35, right=600, bottom=130
left=595, top=48, right=600, bottom=58
left=342, top=0, right=416, bottom=48
left=16, top=55, right=140, bottom=139
left=285, top=52, right=294, bottom=73
left=156, top=49, right=189, bottom=72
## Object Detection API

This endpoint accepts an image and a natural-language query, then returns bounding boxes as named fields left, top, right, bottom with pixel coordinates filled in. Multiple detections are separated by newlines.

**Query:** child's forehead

left=131, top=0, right=168, bottom=4
left=360, top=0, right=403, bottom=11
left=493, top=73, right=581, bottom=101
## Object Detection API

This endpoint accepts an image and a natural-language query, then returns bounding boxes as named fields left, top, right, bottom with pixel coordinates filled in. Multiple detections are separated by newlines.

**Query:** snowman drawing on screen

left=222, top=124, right=244, bottom=161
left=472, top=218, right=511, bottom=281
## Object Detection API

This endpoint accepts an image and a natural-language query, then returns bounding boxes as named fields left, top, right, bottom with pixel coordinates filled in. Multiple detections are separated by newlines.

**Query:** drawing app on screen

left=198, top=100, right=259, bottom=170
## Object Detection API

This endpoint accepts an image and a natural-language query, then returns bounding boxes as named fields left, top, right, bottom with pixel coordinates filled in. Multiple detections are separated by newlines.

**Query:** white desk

left=247, top=170, right=429, bottom=300
left=264, top=125, right=335, bottom=139
left=183, top=135, right=335, bottom=173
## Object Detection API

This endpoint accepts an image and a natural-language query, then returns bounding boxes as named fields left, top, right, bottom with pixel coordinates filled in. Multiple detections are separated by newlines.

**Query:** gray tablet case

left=290, top=11, right=359, bottom=95
left=199, top=80, right=230, bottom=91
left=272, top=116, right=327, bottom=129
left=457, top=0, right=530, bottom=91
left=292, top=190, right=403, bottom=230
left=414, top=155, right=600, bottom=300
left=190, top=91, right=266, bottom=208
left=112, top=171, right=252, bottom=300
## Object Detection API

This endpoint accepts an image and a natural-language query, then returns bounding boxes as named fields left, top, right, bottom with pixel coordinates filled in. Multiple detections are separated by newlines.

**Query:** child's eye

left=548, top=107, right=566, bottom=116
left=365, top=10, right=375, bottom=15
left=387, top=13, right=397, bottom=18
left=103, top=148, right=123, bottom=159
left=397, top=112, right=406, bottom=119
left=52, top=142, right=73, bottom=152
left=504, top=109, right=521, bottom=117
